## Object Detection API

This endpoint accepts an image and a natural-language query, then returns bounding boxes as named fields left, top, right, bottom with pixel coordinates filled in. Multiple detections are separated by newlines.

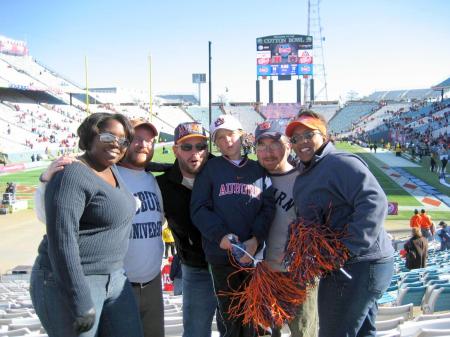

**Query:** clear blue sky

left=1, top=0, right=449, bottom=103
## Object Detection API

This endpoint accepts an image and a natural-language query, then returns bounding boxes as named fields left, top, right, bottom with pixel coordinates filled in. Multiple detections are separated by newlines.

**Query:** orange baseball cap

left=285, top=115, right=327, bottom=137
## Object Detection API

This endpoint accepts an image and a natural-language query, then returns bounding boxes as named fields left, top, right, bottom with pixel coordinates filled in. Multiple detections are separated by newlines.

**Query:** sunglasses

left=177, top=143, right=208, bottom=152
left=290, top=131, right=322, bottom=144
left=99, top=132, right=130, bottom=148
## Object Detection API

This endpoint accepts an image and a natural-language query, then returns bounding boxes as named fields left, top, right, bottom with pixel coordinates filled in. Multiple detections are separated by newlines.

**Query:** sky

left=1, top=0, right=450, bottom=104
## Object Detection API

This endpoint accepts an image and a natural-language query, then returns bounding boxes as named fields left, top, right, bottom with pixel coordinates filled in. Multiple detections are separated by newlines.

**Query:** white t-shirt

left=117, top=166, right=165, bottom=283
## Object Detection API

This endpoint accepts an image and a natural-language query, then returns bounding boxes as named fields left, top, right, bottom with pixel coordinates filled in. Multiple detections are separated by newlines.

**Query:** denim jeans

left=181, top=264, right=217, bottom=337
left=30, top=258, right=143, bottom=337
left=318, top=257, right=394, bottom=337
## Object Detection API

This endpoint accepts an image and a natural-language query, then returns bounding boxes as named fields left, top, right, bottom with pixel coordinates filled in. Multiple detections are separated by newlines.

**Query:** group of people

left=31, top=110, right=394, bottom=337
left=405, top=209, right=449, bottom=270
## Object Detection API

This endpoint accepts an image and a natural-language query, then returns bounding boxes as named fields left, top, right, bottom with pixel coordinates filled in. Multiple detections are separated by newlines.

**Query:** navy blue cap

left=254, top=119, right=286, bottom=142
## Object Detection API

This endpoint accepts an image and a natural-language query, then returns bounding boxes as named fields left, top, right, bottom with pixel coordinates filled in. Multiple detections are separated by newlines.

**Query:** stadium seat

left=421, top=284, right=450, bottom=310
left=401, top=281, right=424, bottom=288
left=423, top=288, right=450, bottom=314
left=375, top=317, right=405, bottom=331
left=0, top=328, right=32, bottom=336
left=387, top=284, right=399, bottom=292
left=396, top=286, right=427, bottom=306
left=375, top=330, right=400, bottom=337
left=377, top=303, right=414, bottom=322
left=426, top=279, right=449, bottom=286
left=412, top=328, right=450, bottom=337
left=414, top=312, right=450, bottom=322
left=398, top=318, right=450, bottom=337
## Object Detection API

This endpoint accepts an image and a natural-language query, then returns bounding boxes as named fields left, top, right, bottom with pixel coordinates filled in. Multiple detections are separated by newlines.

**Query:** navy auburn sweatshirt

left=190, top=156, right=275, bottom=265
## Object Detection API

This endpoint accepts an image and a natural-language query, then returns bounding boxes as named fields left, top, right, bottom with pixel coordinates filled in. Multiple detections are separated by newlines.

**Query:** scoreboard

left=256, top=35, right=313, bottom=76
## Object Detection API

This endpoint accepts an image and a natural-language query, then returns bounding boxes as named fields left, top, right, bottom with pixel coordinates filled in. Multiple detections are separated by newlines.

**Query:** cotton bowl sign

left=256, top=34, right=313, bottom=76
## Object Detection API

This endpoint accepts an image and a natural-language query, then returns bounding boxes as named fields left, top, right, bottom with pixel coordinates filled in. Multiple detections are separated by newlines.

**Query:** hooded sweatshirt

left=293, top=142, right=394, bottom=263
left=191, top=156, right=275, bottom=265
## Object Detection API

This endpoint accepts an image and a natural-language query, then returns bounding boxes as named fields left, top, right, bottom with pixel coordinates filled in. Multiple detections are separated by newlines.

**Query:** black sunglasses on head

left=178, top=143, right=208, bottom=152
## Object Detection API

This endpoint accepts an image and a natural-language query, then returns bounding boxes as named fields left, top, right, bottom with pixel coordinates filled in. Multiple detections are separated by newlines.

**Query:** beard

left=177, top=156, right=207, bottom=176
left=124, top=150, right=153, bottom=168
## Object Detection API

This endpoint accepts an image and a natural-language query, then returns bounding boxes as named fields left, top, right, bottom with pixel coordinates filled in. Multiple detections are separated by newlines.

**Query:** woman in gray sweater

left=30, top=113, right=143, bottom=337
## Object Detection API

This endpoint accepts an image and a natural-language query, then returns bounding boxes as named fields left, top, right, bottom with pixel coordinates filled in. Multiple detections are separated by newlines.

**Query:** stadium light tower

left=305, top=0, right=328, bottom=103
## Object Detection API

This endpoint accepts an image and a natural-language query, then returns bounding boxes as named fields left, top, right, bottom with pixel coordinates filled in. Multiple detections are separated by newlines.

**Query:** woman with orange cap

left=286, top=110, right=394, bottom=337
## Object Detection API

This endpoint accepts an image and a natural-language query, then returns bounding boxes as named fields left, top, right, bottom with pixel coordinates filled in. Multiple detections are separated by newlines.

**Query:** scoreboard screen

left=256, top=35, right=313, bottom=76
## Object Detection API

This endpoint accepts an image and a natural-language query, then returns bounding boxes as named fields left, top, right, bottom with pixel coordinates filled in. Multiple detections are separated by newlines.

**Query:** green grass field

left=334, top=142, right=449, bottom=221
left=335, top=143, right=421, bottom=205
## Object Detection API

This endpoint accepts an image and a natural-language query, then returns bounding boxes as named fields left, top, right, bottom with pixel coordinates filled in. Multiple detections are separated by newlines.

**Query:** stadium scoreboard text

left=256, top=34, right=313, bottom=77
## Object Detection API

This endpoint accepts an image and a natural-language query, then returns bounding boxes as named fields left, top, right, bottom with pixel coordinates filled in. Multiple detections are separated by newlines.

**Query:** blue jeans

left=181, top=264, right=217, bottom=337
left=318, top=257, right=394, bottom=337
left=30, top=258, right=143, bottom=337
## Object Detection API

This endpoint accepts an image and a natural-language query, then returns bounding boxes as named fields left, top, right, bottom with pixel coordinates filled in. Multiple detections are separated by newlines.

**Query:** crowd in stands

left=345, top=99, right=450, bottom=169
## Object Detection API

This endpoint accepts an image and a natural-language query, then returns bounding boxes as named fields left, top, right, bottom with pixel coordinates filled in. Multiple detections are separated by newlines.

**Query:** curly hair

left=77, top=113, right=134, bottom=151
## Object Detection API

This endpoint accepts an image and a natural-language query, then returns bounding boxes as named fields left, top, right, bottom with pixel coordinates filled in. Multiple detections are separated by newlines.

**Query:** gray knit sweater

left=36, top=162, right=136, bottom=316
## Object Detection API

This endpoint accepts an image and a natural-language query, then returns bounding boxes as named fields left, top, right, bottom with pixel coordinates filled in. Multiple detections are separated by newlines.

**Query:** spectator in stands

left=254, top=119, right=318, bottom=337
left=35, top=117, right=165, bottom=337
left=410, top=209, right=421, bottom=228
left=155, top=121, right=218, bottom=337
left=437, top=221, right=450, bottom=251
left=191, top=114, right=275, bottom=337
left=439, top=143, right=448, bottom=176
left=404, top=227, right=428, bottom=270
left=419, top=209, right=434, bottom=240
left=163, top=223, right=176, bottom=258
left=31, top=153, right=35, bottom=162
left=286, top=110, right=394, bottom=337
left=30, top=113, right=144, bottom=337
left=430, top=146, right=438, bottom=173
left=395, top=143, right=402, bottom=157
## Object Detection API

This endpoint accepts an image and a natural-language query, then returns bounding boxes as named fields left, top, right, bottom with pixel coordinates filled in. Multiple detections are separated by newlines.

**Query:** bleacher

left=224, top=105, right=264, bottom=133
left=328, top=102, right=378, bottom=134
left=374, top=248, right=450, bottom=336
left=185, top=106, right=223, bottom=128
left=365, top=89, right=441, bottom=102
left=1, top=245, right=448, bottom=337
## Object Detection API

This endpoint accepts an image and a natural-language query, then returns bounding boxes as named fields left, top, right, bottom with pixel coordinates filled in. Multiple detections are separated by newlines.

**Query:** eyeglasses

left=177, top=143, right=208, bottom=152
left=133, top=136, right=155, bottom=147
left=99, top=132, right=130, bottom=148
left=256, top=142, right=284, bottom=153
left=290, top=131, right=322, bottom=144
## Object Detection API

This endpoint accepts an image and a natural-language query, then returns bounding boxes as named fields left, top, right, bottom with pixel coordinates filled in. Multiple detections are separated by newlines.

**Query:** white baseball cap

left=210, top=114, right=243, bottom=141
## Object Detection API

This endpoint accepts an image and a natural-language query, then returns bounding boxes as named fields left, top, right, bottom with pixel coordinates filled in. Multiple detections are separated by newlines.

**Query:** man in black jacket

left=156, top=122, right=217, bottom=337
